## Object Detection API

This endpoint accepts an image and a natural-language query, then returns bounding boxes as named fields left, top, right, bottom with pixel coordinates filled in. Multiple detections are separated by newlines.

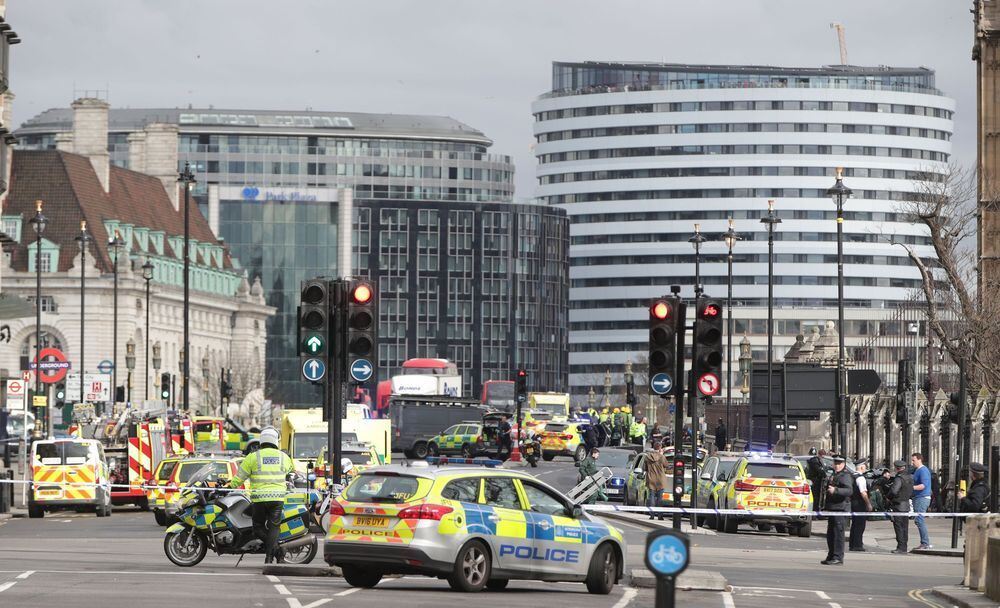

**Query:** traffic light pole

left=672, top=301, right=687, bottom=531
left=951, top=356, right=966, bottom=549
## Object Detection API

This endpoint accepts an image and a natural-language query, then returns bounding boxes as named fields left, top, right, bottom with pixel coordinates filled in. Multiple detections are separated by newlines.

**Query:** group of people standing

left=580, top=406, right=651, bottom=449
left=816, top=450, right=991, bottom=566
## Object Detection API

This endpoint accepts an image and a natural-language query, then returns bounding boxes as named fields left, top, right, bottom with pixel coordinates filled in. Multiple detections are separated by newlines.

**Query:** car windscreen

left=35, top=442, right=61, bottom=465
left=344, top=452, right=371, bottom=465
left=63, top=442, right=91, bottom=465
left=533, top=404, right=566, bottom=416
left=292, top=433, right=326, bottom=459
left=745, top=463, right=803, bottom=480
left=157, top=460, right=179, bottom=482
left=177, top=461, right=230, bottom=483
left=343, top=473, right=427, bottom=503
left=543, top=423, right=568, bottom=434
left=718, top=460, right=738, bottom=478
left=597, top=451, right=633, bottom=468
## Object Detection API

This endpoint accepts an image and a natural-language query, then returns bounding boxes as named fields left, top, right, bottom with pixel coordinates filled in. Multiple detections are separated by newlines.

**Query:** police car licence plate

left=353, top=516, right=389, bottom=528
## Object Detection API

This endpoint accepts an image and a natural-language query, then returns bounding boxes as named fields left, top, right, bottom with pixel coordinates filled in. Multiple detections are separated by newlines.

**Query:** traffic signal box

left=896, top=359, right=915, bottom=424
left=160, top=372, right=172, bottom=402
left=298, top=279, right=332, bottom=385
left=345, top=279, right=377, bottom=370
left=515, top=369, right=528, bottom=403
left=693, top=298, right=724, bottom=399
left=648, top=298, right=679, bottom=398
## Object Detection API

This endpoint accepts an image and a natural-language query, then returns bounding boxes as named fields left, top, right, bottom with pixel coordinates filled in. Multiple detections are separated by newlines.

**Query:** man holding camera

left=822, top=454, right=854, bottom=565
left=884, top=460, right=914, bottom=554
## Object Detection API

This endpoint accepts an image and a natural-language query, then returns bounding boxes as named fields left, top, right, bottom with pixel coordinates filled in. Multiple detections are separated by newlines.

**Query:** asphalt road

left=0, top=455, right=968, bottom=608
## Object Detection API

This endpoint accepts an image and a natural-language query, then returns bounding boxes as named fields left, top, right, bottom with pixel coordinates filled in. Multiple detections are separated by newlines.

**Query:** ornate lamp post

left=28, top=200, right=47, bottom=440
left=689, top=223, right=707, bottom=297
left=142, top=259, right=154, bottom=400
left=738, top=335, right=752, bottom=442
left=826, top=168, right=852, bottom=454
left=108, top=231, right=125, bottom=399
left=74, top=221, right=93, bottom=408
left=722, top=218, right=742, bottom=442
left=759, top=200, right=781, bottom=448
left=125, top=338, right=136, bottom=403
left=178, top=163, right=196, bottom=414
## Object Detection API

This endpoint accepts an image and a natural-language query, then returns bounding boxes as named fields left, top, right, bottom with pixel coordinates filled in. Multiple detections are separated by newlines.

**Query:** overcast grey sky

left=9, top=0, right=974, bottom=198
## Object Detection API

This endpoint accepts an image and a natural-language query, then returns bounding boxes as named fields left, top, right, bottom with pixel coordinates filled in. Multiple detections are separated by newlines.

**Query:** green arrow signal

left=304, top=334, right=324, bottom=355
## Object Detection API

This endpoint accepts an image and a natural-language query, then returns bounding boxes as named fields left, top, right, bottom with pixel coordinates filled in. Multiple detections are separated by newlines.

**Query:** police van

left=28, top=438, right=112, bottom=518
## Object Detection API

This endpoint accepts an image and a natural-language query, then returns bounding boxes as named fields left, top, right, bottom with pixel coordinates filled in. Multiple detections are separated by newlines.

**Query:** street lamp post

left=178, top=163, right=196, bottom=414
left=722, top=218, right=742, bottom=446
left=142, top=260, right=154, bottom=400
left=738, top=335, right=752, bottom=442
left=759, top=200, right=781, bottom=449
left=28, top=200, right=47, bottom=440
left=689, top=223, right=707, bottom=298
left=152, top=343, right=162, bottom=402
left=826, top=169, right=852, bottom=454
left=74, top=221, right=93, bottom=409
left=125, top=338, right=136, bottom=403
left=201, top=354, right=210, bottom=415
left=108, top=231, right=125, bottom=401
left=178, top=348, right=185, bottom=413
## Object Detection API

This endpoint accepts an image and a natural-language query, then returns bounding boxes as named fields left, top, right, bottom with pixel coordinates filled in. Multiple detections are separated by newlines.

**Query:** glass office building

left=532, top=62, right=954, bottom=398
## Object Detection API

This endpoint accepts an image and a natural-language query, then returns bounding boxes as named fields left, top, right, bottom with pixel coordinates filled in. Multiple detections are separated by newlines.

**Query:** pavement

left=0, top=456, right=982, bottom=607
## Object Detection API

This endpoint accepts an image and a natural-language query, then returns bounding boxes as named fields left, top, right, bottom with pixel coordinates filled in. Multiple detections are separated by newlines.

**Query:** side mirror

left=568, top=505, right=584, bottom=519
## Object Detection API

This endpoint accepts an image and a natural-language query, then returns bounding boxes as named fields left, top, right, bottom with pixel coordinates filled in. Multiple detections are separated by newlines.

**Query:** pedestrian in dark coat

left=958, top=462, right=990, bottom=514
left=885, top=460, right=914, bottom=554
left=821, top=454, right=854, bottom=565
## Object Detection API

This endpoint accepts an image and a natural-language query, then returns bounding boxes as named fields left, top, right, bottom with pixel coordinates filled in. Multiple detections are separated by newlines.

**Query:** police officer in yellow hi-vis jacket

left=229, top=427, right=293, bottom=563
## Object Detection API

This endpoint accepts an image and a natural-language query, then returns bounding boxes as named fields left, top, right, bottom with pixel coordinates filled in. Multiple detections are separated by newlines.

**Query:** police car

left=714, top=452, right=813, bottom=536
left=324, top=464, right=626, bottom=593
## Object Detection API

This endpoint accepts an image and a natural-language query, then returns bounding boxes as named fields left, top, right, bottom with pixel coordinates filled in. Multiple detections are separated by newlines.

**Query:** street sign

left=848, top=369, right=882, bottom=395
left=644, top=528, right=690, bottom=608
left=21, top=371, right=31, bottom=382
left=5, top=379, right=25, bottom=411
left=668, top=404, right=676, bottom=414
left=697, top=373, right=720, bottom=397
left=650, top=373, right=673, bottom=395
left=302, top=358, right=326, bottom=382
left=97, top=359, right=114, bottom=374
left=350, top=358, right=373, bottom=383
left=33, top=395, right=47, bottom=408
left=302, top=334, right=324, bottom=356
left=33, top=347, right=70, bottom=384
left=66, top=373, right=111, bottom=402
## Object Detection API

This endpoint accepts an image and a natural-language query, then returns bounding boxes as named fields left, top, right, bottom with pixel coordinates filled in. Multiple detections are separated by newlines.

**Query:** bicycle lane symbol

left=644, top=531, right=690, bottom=578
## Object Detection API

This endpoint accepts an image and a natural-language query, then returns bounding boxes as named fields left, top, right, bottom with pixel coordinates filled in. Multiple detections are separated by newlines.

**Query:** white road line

left=16, top=571, right=34, bottom=580
left=611, top=586, right=637, bottom=608
left=829, top=604, right=842, bottom=608
left=335, top=588, right=360, bottom=597
left=0, top=582, right=16, bottom=593
left=722, top=591, right=736, bottom=608
left=286, top=599, right=332, bottom=608
left=815, top=590, right=831, bottom=599
left=266, top=575, right=281, bottom=583
left=734, top=586, right=816, bottom=592
left=274, top=584, right=291, bottom=596
left=0, top=569, right=259, bottom=577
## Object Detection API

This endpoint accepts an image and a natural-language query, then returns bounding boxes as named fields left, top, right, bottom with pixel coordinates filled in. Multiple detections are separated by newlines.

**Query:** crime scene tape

left=582, top=503, right=990, bottom=518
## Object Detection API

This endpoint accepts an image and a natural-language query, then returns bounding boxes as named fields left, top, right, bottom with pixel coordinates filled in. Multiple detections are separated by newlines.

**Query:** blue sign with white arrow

left=350, top=359, right=373, bottom=383
left=650, top=372, right=673, bottom=395
left=302, top=358, right=326, bottom=382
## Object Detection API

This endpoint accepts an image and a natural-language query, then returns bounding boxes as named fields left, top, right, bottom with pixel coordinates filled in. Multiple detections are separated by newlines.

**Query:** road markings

left=611, top=586, right=637, bottom=608
left=286, top=599, right=332, bottom=608
left=335, top=588, right=360, bottom=597
left=828, top=604, right=842, bottom=608
left=722, top=591, right=736, bottom=608
left=15, top=571, right=34, bottom=579
left=0, top=582, right=17, bottom=593
left=908, top=589, right=946, bottom=607
left=266, top=575, right=281, bottom=583
left=816, top=590, right=831, bottom=599
left=275, top=584, right=291, bottom=595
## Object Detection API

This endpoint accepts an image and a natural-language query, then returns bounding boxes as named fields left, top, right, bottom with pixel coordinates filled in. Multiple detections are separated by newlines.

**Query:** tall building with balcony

left=0, top=0, right=21, bottom=314
left=17, top=105, right=569, bottom=405
left=532, top=62, right=954, bottom=400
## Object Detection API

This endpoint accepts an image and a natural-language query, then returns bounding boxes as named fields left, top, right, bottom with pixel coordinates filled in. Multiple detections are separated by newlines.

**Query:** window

left=442, top=425, right=460, bottom=436
left=521, top=481, right=569, bottom=516
left=744, top=463, right=803, bottom=480
left=482, top=477, right=521, bottom=510
left=442, top=478, right=480, bottom=503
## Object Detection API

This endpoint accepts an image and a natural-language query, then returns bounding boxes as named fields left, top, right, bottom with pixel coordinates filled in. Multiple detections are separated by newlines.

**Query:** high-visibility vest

left=631, top=421, right=646, bottom=438
left=232, top=447, right=293, bottom=502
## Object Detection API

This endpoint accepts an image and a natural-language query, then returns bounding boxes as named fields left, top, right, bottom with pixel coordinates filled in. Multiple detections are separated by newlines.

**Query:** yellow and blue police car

left=714, top=452, right=813, bottom=536
left=324, top=463, right=626, bottom=593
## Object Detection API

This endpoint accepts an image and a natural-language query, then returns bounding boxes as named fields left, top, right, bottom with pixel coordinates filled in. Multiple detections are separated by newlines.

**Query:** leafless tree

left=894, top=162, right=1000, bottom=391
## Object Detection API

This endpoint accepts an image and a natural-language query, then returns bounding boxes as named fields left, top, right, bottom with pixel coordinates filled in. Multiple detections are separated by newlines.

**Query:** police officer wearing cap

left=884, top=459, right=914, bottom=554
left=229, top=426, right=293, bottom=563
left=958, top=462, right=991, bottom=514
left=822, top=454, right=854, bottom=565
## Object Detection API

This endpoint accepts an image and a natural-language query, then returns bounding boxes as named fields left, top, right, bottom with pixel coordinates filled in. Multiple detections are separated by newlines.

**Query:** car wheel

left=797, top=521, right=812, bottom=537
left=28, top=503, right=43, bottom=519
left=461, top=443, right=474, bottom=458
left=486, top=578, right=509, bottom=591
left=574, top=445, right=587, bottom=462
left=774, top=524, right=787, bottom=534
left=342, top=565, right=382, bottom=588
left=412, top=442, right=429, bottom=459
left=137, top=497, right=150, bottom=512
left=154, top=509, right=167, bottom=526
left=447, top=540, right=491, bottom=592
left=706, top=499, right=717, bottom=529
left=542, top=453, right=555, bottom=462
left=585, top=543, right=617, bottom=595
left=427, top=443, right=440, bottom=457
left=723, top=514, right=738, bottom=534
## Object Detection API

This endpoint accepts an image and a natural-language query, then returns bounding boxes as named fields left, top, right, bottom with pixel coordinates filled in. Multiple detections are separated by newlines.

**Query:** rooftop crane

left=830, top=22, right=848, bottom=65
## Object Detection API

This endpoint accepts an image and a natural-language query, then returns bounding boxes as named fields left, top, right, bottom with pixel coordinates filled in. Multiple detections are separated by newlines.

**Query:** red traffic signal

left=699, top=302, right=720, bottom=319
left=352, top=283, right=373, bottom=304
left=651, top=301, right=671, bottom=320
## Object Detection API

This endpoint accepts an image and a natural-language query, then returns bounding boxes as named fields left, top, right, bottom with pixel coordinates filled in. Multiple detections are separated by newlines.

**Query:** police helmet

left=259, top=426, right=280, bottom=448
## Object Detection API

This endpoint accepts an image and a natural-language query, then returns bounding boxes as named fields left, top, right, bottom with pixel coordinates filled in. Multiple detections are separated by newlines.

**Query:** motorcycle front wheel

left=164, top=528, right=208, bottom=567
left=281, top=536, right=318, bottom=564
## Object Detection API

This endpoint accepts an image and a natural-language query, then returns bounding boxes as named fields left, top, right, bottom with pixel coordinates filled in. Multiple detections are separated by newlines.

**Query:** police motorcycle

left=520, top=431, right=542, bottom=467
left=162, top=464, right=321, bottom=567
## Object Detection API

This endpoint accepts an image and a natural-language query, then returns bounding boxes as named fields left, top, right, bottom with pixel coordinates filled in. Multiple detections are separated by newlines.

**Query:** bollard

left=991, top=446, right=999, bottom=514
left=986, top=536, right=1000, bottom=602
left=0, top=469, right=10, bottom=514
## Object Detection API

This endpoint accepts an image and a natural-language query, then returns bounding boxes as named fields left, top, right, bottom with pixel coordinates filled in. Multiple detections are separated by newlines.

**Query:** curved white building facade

left=531, top=62, right=955, bottom=399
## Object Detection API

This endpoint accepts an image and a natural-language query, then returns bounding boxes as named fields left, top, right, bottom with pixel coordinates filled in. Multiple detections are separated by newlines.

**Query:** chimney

left=142, top=123, right=180, bottom=210
left=127, top=131, right=147, bottom=173
left=54, top=132, right=73, bottom=152
left=207, top=182, right=220, bottom=236
left=71, top=97, right=110, bottom=192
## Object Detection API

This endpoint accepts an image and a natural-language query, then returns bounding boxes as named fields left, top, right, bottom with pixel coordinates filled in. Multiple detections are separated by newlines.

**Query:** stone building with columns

left=0, top=98, right=274, bottom=420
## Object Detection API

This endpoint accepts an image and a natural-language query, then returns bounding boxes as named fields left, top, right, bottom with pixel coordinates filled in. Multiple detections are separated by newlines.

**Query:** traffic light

left=298, top=278, right=332, bottom=384
left=671, top=458, right=686, bottom=505
left=896, top=359, right=915, bottom=424
left=345, top=279, right=377, bottom=379
left=515, top=369, right=528, bottom=403
left=692, top=298, right=724, bottom=398
left=220, top=369, right=234, bottom=401
left=114, top=386, right=126, bottom=403
left=161, top=372, right=172, bottom=401
left=948, top=391, right=962, bottom=424
left=648, top=297, right=679, bottom=397
left=55, top=382, right=66, bottom=408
